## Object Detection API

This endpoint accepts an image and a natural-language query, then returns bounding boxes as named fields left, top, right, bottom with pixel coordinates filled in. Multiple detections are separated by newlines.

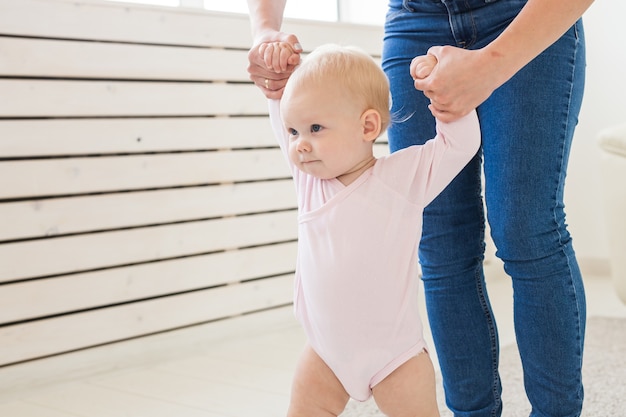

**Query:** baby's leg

left=287, top=344, right=350, bottom=417
left=372, top=351, right=440, bottom=417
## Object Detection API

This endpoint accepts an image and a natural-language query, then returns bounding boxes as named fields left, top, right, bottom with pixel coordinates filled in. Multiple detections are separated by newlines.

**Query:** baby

left=260, top=43, right=481, bottom=417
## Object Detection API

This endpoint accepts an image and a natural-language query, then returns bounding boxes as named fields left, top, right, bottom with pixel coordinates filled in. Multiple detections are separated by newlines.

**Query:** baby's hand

left=259, top=41, right=300, bottom=73
left=410, top=54, right=438, bottom=80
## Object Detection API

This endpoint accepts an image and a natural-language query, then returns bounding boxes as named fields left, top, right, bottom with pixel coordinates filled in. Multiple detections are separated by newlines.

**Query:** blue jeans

left=382, top=1, right=587, bottom=416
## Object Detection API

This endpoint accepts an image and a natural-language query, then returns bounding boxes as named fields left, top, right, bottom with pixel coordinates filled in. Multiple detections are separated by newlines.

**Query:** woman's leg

left=481, top=21, right=587, bottom=417
left=383, top=2, right=501, bottom=416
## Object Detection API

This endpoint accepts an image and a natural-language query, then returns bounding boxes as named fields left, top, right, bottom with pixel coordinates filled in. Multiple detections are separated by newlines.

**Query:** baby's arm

left=420, top=110, right=481, bottom=206
left=259, top=41, right=300, bottom=73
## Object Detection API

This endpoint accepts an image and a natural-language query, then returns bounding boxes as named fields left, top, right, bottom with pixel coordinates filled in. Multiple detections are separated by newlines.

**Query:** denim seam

left=474, top=150, right=501, bottom=417
left=551, top=21, right=585, bottom=415
left=474, top=264, right=502, bottom=417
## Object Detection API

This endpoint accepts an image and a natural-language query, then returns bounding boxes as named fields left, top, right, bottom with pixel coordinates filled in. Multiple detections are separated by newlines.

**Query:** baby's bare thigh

left=372, top=352, right=440, bottom=417
left=287, top=345, right=350, bottom=417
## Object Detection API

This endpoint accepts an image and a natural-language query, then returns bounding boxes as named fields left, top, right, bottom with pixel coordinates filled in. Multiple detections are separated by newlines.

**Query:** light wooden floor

left=1, top=262, right=625, bottom=417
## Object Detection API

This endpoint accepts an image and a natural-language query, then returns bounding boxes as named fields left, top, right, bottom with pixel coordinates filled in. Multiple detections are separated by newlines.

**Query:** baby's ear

left=361, top=109, right=382, bottom=142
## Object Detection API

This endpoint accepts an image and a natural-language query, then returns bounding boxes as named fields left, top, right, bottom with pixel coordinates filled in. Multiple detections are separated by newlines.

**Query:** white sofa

left=597, top=124, right=626, bottom=304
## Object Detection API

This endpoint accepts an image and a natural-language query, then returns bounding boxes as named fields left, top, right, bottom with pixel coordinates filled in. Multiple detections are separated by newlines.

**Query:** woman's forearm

left=483, top=0, right=595, bottom=87
left=247, top=0, right=287, bottom=43
left=246, top=0, right=301, bottom=99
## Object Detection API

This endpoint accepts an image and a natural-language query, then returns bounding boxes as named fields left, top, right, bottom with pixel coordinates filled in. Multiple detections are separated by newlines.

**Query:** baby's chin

left=298, top=164, right=336, bottom=180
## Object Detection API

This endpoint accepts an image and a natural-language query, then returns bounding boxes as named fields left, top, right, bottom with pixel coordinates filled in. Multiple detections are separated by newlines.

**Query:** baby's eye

left=310, top=124, right=323, bottom=133
left=288, top=128, right=299, bottom=136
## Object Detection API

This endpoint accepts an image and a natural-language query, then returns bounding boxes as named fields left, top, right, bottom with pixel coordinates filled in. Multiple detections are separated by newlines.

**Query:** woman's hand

left=413, top=46, right=503, bottom=122
left=247, top=31, right=302, bottom=99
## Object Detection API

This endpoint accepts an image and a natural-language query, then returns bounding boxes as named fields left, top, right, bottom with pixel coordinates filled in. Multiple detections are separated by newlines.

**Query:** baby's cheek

left=288, top=144, right=299, bottom=164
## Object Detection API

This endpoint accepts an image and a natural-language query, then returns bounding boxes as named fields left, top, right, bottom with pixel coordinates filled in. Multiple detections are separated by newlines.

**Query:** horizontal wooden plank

left=0, top=210, right=298, bottom=282
left=0, top=118, right=390, bottom=159
left=0, top=36, right=250, bottom=81
left=0, top=242, right=297, bottom=324
left=0, top=0, right=254, bottom=49
left=0, top=180, right=296, bottom=241
left=0, top=80, right=267, bottom=118
left=0, top=149, right=290, bottom=199
left=0, top=117, right=277, bottom=157
left=0, top=0, right=383, bottom=54
left=0, top=146, right=387, bottom=200
left=0, top=274, right=294, bottom=366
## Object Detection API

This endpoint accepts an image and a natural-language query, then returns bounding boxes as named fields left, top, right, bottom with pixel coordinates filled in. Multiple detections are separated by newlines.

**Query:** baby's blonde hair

left=284, top=44, right=391, bottom=133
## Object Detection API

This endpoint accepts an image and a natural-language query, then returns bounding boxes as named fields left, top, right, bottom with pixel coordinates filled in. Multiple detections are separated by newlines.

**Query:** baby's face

left=280, top=83, right=374, bottom=182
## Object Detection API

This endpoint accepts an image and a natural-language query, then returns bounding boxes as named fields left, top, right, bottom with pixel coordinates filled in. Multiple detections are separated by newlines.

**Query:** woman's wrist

left=475, top=44, right=519, bottom=93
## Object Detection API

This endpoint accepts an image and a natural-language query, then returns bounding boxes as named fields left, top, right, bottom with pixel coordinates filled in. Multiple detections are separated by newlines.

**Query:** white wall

left=566, top=1, right=626, bottom=268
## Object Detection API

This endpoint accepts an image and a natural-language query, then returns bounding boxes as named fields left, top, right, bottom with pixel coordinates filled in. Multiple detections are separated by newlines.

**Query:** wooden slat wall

left=0, top=0, right=384, bottom=366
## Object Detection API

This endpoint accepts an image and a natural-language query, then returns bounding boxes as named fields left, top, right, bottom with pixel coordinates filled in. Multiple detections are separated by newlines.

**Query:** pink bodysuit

left=269, top=99, right=481, bottom=401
